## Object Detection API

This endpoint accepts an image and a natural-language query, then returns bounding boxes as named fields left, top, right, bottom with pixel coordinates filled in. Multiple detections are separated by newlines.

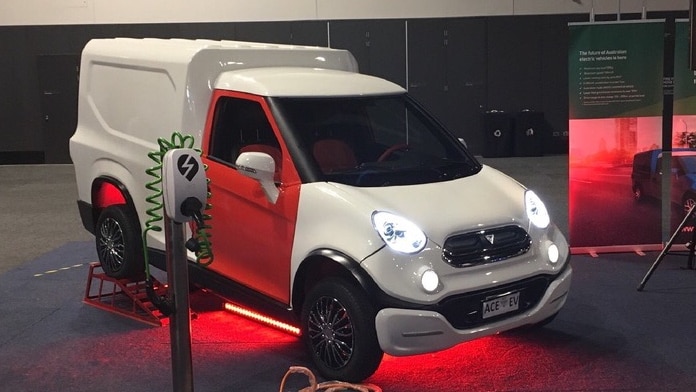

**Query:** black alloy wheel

left=301, top=278, right=383, bottom=382
left=95, top=204, right=144, bottom=279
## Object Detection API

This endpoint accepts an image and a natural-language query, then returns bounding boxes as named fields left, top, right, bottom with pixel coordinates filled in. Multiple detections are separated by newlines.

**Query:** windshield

left=271, top=94, right=481, bottom=186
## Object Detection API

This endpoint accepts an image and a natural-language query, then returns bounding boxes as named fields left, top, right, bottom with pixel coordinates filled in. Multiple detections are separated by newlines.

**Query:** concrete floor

left=0, top=164, right=91, bottom=275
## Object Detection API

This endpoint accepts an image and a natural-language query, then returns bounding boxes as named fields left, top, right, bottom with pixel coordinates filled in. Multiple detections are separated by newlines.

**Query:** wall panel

left=288, top=21, right=328, bottom=47
left=329, top=20, right=406, bottom=87
left=406, top=18, right=447, bottom=132
left=179, top=23, right=236, bottom=40
left=0, top=11, right=690, bottom=163
left=444, top=18, right=487, bottom=152
left=0, top=26, right=43, bottom=162
left=234, top=21, right=293, bottom=44
left=486, top=15, right=543, bottom=113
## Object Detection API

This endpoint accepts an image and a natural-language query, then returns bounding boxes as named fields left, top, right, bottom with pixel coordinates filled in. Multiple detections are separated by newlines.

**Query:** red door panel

left=201, top=90, right=300, bottom=304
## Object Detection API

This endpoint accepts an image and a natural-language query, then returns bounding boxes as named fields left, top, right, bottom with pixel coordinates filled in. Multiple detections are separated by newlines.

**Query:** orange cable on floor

left=279, top=366, right=382, bottom=392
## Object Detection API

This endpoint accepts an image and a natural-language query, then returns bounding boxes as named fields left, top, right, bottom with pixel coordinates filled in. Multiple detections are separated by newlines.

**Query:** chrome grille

left=442, top=225, right=531, bottom=267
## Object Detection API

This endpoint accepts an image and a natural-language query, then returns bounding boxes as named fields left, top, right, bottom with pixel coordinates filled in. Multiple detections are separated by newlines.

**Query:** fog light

left=547, top=243, right=559, bottom=264
left=421, top=269, right=439, bottom=293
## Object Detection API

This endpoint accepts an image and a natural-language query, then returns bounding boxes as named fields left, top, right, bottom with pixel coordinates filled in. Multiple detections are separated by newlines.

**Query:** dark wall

left=0, top=12, right=686, bottom=164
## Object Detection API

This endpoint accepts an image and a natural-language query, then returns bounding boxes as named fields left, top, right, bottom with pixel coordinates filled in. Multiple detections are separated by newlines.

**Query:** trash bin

left=482, top=110, right=513, bottom=158
left=513, top=110, right=544, bottom=157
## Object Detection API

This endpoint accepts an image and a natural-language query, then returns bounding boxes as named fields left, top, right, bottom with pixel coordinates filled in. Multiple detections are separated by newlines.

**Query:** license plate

left=482, top=291, right=520, bottom=319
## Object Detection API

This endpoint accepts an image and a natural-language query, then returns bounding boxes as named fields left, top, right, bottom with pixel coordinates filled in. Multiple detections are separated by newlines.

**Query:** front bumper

left=374, top=264, right=572, bottom=356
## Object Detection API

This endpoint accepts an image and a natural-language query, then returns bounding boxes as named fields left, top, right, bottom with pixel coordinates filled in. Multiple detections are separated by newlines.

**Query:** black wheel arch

left=292, top=249, right=383, bottom=316
left=87, top=176, right=140, bottom=232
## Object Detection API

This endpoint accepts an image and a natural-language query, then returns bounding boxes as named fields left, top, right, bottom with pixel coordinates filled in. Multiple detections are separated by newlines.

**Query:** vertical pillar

left=165, top=215, right=194, bottom=392
left=661, top=18, right=676, bottom=244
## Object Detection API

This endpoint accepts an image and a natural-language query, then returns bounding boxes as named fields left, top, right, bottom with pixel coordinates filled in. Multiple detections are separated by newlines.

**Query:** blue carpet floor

left=2, top=241, right=696, bottom=391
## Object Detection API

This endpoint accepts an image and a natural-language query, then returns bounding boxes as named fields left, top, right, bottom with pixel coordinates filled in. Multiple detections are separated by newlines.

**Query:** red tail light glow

left=223, top=302, right=301, bottom=336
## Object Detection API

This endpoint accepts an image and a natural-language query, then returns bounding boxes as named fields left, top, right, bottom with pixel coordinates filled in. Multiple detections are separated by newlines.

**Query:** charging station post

left=164, top=212, right=194, bottom=392
left=160, top=147, right=209, bottom=392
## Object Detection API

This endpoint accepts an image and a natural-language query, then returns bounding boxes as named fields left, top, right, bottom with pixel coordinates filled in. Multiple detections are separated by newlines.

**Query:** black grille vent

left=442, top=225, right=531, bottom=267
left=439, top=275, right=552, bottom=329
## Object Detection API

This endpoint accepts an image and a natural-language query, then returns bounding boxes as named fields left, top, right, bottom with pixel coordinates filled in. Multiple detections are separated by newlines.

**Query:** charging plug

left=146, top=278, right=174, bottom=316
left=162, top=149, right=207, bottom=223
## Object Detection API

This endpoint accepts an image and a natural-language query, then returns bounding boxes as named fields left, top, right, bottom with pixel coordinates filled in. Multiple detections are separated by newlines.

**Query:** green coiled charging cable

left=141, top=132, right=214, bottom=314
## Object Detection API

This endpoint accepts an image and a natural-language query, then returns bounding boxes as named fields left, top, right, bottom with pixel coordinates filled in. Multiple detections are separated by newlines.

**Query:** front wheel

left=301, top=278, right=383, bottom=382
left=95, top=204, right=144, bottom=279
left=632, top=183, right=644, bottom=202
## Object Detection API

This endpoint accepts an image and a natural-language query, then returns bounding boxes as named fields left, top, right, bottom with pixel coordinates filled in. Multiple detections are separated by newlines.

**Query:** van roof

left=82, top=38, right=359, bottom=73
left=215, top=67, right=405, bottom=97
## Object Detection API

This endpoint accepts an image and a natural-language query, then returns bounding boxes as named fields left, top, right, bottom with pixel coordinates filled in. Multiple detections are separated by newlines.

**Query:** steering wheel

left=377, top=143, right=408, bottom=162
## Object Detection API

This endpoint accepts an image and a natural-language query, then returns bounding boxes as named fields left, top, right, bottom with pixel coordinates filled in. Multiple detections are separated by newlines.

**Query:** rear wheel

left=95, top=204, right=144, bottom=279
left=683, top=192, right=696, bottom=215
left=301, top=278, right=383, bottom=382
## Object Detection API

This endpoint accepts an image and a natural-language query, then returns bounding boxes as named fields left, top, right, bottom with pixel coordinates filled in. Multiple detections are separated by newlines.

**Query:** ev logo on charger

left=162, top=149, right=207, bottom=223
left=177, top=154, right=199, bottom=182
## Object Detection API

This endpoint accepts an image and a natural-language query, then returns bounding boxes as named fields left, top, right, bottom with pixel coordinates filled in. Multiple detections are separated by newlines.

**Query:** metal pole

left=164, top=214, right=194, bottom=392
left=637, top=204, right=695, bottom=291
left=590, top=0, right=595, bottom=22
left=661, top=18, right=676, bottom=245
left=617, top=0, right=621, bottom=21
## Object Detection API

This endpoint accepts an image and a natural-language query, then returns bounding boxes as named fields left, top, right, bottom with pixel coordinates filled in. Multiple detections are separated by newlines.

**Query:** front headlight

left=371, top=211, right=427, bottom=254
left=525, top=190, right=550, bottom=229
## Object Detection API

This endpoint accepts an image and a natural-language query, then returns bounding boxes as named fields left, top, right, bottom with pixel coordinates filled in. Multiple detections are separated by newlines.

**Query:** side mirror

left=235, top=152, right=279, bottom=204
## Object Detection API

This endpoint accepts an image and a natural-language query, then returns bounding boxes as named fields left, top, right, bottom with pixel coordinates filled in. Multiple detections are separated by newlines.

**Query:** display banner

left=568, top=21, right=664, bottom=251
left=670, top=20, right=696, bottom=242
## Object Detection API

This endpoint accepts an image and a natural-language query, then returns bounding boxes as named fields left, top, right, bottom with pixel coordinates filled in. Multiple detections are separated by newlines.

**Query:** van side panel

left=70, top=38, right=359, bottom=252
left=87, top=63, right=182, bottom=144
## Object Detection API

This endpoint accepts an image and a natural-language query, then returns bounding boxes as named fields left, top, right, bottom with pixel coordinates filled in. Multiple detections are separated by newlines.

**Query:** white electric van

left=70, top=38, right=571, bottom=382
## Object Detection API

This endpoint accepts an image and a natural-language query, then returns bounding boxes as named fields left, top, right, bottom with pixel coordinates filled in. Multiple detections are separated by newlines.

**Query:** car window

left=272, top=94, right=481, bottom=186
left=208, top=96, right=282, bottom=177
left=678, top=155, right=696, bottom=174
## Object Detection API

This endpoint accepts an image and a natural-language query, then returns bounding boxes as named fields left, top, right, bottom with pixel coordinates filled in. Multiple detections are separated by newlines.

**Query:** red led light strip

left=223, top=302, right=301, bottom=336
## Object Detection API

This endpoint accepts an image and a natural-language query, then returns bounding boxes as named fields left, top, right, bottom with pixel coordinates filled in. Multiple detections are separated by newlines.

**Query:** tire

left=632, top=183, right=643, bottom=202
left=95, top=205, right=145, bottom=279
left=301, top=278, right=383, bottom=382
